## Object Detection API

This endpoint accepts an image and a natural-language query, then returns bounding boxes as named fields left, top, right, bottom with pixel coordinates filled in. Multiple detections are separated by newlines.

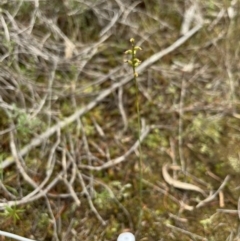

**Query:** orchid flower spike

left=117, top=232, right=135, bottom=241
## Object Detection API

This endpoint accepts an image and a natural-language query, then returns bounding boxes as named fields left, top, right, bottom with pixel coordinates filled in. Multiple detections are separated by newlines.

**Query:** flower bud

left=124, top=50, right=132, bottom=54
left=134, top=46, right=142, bottom=51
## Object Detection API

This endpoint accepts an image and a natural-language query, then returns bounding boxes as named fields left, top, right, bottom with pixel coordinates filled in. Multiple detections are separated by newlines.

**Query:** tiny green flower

left=124, top=50, right=132, bottom=54
left=133, top=58, right=141, bottom=67
left=134, top=46, right=142, bottom=51
left=128, top=60, right=133, bottom=65
left=124, top=38, right=142, bottom=68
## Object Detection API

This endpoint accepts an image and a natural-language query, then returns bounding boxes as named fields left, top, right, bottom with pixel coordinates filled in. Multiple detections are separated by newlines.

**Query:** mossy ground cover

left=0, top=1, right=240, bottom=240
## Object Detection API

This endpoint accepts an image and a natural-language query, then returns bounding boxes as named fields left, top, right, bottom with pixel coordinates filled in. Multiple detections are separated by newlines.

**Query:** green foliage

left=37, top=213, right=50, bottom=229
left=190, top=114, right=222, bottom=142
left=111, top=181, right=132, bottom=200
left=145, top=129, right=168, bottom=149
left=0, top=205, right=25, bottom=224
left=2, top=40, right=15, bottom=66
left=10, top=105, right=43, bottom=140
left=104, top=217, right=120, bottom=239
left=187, top=113, right=222, bottom=155
left=94, top=181, right=132, bottom=209
left=228, top=154, right=240, bottom=173
left=94, top=189, right=111, bottom=210
left=0, top=155, right=3, bottom=180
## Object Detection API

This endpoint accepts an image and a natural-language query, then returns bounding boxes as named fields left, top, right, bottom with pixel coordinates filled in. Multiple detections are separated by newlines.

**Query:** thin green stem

left=130, top=40, right=143, bottom=233
left=124, top=38, right=143, bottom=234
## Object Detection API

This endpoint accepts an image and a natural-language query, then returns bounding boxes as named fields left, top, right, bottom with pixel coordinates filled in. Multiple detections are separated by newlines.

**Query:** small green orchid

left=124, top=38, right=143, bottom=233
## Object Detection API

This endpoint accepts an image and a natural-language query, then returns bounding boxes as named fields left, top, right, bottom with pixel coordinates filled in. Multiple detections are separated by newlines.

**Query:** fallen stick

left=0, top=230, right=37, bottom=241
left=79, top=125, right=150, bottom=171
left=162, top=163, right=206, bottom=196
left=196, top=175, right=230, bottom=208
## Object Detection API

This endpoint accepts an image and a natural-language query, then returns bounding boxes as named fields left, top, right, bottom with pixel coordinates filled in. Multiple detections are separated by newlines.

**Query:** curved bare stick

left=0, top=171, right=62, bottom=210
left=0, top=231, right=37, bottom=241
left=196, top=175, right=230, bottom=208
left=79, top=125, right=150, bottom=171
left=1, top=24, right=202, bottom=170
left=22, top=129, right=61, bottom=201
left=0, top=155, right=72, bottom=210
left=82, top=174, right=134, bottom=229
left=162, top=163, right=206, bottom=196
